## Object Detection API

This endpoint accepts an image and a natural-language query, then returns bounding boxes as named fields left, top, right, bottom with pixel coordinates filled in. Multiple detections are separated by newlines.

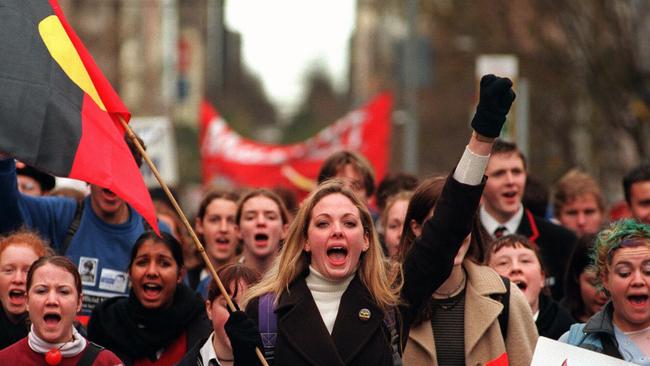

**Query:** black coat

left=247, top=274, right=394, bottom=366
left=239, top=174, right=486, bottom=365
left=87, top=285, right=211, bottom=365
left=516, top=209, right=577, bottom=300
left=536, top=293, right=575, bottom=340
left=0, top=307, right=28, bottom=350
left=175, top=336, right=208, bottom=366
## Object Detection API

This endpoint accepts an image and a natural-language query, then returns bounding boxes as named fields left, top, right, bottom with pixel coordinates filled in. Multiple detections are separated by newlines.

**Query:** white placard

left=130, top=116, right=179, bottom=187
left=531, top=337, right=636, bottom=366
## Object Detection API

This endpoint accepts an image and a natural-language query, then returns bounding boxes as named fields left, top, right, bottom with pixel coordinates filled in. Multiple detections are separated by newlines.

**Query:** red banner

left=200, top=94, right=392, bottom=197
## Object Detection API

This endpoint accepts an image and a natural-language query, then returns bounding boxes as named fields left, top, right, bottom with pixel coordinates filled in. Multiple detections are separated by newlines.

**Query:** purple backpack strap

left=258, top=292, right=277, bottom=361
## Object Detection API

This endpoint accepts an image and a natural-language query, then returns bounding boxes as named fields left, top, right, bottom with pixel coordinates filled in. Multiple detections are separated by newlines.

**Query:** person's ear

left=205, top=300, right=214, bottom=320
left=236, top=225, right=242, bottom=240
left=77, top=294, right=84, bottom=313
left=195, top=217, right=203, bottom=234
left=281, top=223, right=289, bottom=240
left=304, top=240, right=311, bottom=252
left=600, top=270, right=610, bottom=293
left=177, top=267, right=186, bottom=284
left=362, top=233, right=369, bottom=252
left=410, top=219, right=422, bottom=237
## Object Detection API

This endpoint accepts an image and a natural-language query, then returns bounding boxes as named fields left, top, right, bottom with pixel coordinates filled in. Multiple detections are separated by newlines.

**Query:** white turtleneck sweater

left=306, top=266, right=355, bottom=334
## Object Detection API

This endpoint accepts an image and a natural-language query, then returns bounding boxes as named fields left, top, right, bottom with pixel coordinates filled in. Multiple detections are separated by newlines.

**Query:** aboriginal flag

left=0, top=0, right=158, bottom=232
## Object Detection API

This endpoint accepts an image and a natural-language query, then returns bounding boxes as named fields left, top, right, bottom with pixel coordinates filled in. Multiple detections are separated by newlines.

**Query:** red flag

left=0, top=0, right=158, bottom=232
left=200, top=94, right=392, bottom=199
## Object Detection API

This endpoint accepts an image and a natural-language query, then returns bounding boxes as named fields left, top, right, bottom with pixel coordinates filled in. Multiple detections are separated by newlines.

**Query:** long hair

left=563, top=234, right=598, bottom=320
left=243, top=179, right=399, bottom=311
left=395, top=175, right=487, bottom=324
left=196, top=189, right=240, bottom=221
left=236, top=189, right=290, bottom=226
left=397, top=176, right=488, bottom=264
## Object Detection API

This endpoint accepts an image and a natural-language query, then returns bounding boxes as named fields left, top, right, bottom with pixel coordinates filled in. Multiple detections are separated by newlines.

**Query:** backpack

left=77, top=342, right=104, bottom=366
left=62, top=200, right=152, bottom=255
left=258, top=292, right=403, bottom=365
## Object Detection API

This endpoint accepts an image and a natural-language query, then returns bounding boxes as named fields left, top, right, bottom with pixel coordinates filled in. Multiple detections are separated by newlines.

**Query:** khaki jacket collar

left=406, top=261, right=507, bottom=364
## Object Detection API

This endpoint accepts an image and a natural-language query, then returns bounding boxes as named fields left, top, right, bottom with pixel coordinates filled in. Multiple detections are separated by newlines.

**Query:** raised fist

left=470, top=74, right=516, bottom=138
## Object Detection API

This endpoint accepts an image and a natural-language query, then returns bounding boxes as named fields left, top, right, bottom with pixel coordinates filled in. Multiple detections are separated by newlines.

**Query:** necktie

left=494, top=226, right=507, bottom=238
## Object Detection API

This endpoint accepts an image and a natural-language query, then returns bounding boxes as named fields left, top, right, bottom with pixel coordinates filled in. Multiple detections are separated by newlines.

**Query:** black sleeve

left=399, top=173, right=485, bottom=336
left=226, top=297, right=264, bottom=366
left=245, top=297, right=260, bottom=325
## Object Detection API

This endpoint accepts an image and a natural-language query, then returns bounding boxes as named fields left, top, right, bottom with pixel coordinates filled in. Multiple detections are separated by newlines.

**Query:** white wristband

left=453, top=145, right=489, bottom=185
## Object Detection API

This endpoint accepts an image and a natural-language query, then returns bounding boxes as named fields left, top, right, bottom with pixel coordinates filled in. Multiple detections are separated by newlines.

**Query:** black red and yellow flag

left=0, top=0, right=158, bottom=232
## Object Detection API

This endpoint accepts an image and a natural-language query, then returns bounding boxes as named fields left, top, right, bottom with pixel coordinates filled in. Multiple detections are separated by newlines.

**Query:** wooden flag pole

left=119, top=117, right=269, bottom=366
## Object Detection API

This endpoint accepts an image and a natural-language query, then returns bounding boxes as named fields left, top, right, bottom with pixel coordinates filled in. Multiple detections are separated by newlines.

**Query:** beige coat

left=402, top=260, right=538, bottom=366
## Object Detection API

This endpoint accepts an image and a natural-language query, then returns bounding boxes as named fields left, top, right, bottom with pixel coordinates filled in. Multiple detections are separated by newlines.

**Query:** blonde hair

left=553, top=168, right=605, bottom=215
left=244, top=179, right=400, bottom=311
left=380, top=191, right=413, bottom=230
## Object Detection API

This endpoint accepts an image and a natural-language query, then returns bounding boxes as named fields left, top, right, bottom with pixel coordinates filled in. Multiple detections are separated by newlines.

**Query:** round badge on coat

left=358, top=308, right=371, bottom=321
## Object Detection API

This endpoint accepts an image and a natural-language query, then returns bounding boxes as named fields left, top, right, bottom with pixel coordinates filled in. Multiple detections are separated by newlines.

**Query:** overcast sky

left=225, top=1, right=356, bottom=118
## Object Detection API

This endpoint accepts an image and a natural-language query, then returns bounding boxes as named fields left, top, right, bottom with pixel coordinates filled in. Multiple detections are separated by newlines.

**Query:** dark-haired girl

left=88, top=232, right=211, bottom=365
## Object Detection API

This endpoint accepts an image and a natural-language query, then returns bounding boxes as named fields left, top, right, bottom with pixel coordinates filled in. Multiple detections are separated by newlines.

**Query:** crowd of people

left=0, top=74, right=649, bottom=365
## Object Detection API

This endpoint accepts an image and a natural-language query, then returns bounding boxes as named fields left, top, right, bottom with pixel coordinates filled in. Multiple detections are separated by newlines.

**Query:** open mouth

left=215, top=237, right=230, bottom=245
left=8, top=289, right=26, bottom=303
left=43, top=313, right=61, bottom=326
left=502, top=191, right=517, bottom=199
left=327, top=246, right=348, bottom=265
left=255, top=233, right=269, bottom=241
left=628, top=294, right=649, bottom=306
left=254, top=233, right=269, bottom=247
left=512, top=279, right=528, bottom=291
left=142, top=283, right=163, bottom=297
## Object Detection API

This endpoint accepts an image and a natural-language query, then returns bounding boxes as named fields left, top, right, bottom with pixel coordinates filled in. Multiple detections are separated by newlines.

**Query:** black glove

left=225, top=310, right=264, bottom=366
left=470, top=74, right=516, bottom=138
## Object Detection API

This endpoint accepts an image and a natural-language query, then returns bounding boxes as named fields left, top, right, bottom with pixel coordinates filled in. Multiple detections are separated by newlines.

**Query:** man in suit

left=479, top=139, right=576, bottom=300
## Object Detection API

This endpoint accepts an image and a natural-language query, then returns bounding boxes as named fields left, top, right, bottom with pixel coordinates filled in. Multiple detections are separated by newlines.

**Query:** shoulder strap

left=76, top=341, right=104, bottom=366
left=258, top=293, right=277, bottom=362
left=383, top=307, right=403, bottom=366
left=62, top=200, right=85, bottom=255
